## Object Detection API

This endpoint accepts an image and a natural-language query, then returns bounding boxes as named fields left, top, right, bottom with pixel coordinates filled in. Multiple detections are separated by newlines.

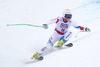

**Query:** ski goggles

left=64, top=14, right=72, bottom=18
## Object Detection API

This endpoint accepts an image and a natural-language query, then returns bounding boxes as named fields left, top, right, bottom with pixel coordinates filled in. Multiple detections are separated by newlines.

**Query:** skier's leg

left=32, top=31, right=60, bottom=59
left=31, top=43, right=53, bottom=60
left=36, top=42, right=53, bottom=55
left=38, top=31, right=60, bottom=54
left=56, top=31, right=73, bottom=47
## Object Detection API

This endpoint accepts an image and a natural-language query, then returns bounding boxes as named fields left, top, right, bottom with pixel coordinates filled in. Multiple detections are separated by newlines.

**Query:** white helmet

left=63, top=9, right=72, bottom=18
left=63, top=9, right=72, bottom=15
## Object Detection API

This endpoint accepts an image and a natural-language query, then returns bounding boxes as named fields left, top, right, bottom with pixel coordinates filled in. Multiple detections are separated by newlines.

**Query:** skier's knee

left=60, top=36, right=68, bottom=43
left=48, top=39, right=54, bottom=46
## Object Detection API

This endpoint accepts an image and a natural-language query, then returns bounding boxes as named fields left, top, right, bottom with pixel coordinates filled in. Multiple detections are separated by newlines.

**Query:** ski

left=24, top=33, right=92, bottom=64
left=24, top=43, right=73, bottom=64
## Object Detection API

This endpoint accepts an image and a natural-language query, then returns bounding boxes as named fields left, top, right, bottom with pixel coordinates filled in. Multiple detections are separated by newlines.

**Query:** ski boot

left=31, top=52, right=43, bottom=60
left=56, top=40, right=65, bottom=47
left=65, top=43, right=73, bottom=47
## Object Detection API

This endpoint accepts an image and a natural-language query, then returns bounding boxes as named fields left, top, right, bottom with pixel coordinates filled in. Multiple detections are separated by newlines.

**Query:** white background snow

left=0, top=0, right=100, bottom=67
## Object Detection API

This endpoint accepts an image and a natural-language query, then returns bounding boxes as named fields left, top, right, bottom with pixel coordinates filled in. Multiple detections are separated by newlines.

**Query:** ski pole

left=75, top=31, right=81, bottom=38
left=7, top=24, right=44, bottom=28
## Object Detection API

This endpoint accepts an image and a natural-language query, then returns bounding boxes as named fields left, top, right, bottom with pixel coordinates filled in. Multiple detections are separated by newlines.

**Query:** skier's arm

left=72, top=21, right=91, bottom=32
left=75, top=26, right=91, bottom=32
left=43, top=17, right=59, bottom=29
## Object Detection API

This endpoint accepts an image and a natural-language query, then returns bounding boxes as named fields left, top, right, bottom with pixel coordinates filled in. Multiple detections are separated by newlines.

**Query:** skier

left=31, top=9, right=91, bottom=60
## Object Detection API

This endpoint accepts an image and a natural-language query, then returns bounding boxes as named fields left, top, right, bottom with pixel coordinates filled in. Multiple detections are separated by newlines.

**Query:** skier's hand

left=84, top=27, right=91, bottom=32
left=43, top=24, right=48, bottom=29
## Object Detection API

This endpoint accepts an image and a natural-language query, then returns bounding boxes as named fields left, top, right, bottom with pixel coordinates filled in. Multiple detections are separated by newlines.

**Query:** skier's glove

left=84, top=27, right=91, bottom=32
left=43, top=24, right=48, bottom=29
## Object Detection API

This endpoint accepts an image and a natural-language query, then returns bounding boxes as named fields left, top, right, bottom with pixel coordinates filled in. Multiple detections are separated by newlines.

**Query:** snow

left=0, top=0, right=100, bottom=67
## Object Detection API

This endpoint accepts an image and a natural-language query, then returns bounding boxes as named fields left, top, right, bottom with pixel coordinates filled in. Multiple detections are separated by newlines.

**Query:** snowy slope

left=0, top=0, right=100, bottom=67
